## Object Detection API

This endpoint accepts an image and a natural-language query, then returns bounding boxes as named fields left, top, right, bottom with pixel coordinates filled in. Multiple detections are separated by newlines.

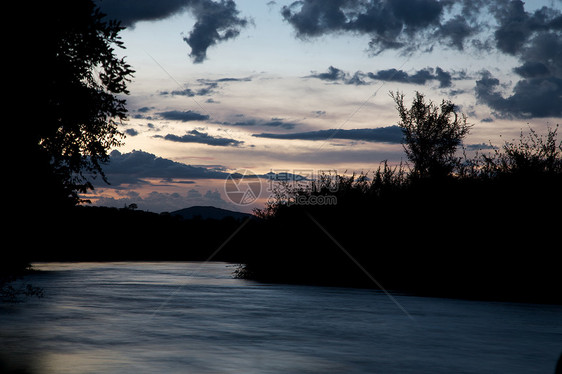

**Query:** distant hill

left=170, top=206, right=254, bottom=221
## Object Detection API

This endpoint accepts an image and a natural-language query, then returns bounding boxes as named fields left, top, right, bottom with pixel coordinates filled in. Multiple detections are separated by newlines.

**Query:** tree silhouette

left=391, top=91, right=471, bottom=179
left=5, top=0, right=133, bottom=292
left=24, top=0, right=134, bottom=208
left=480, top=125, right=561, bottom=178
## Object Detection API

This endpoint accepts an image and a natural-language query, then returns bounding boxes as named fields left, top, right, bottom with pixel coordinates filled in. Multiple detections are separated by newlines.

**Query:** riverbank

left=7, top=186, right=561, bottom=306
left=2, top=262, right=561, bottom=374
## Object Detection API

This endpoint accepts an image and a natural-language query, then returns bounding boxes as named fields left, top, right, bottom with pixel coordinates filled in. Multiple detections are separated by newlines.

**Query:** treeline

left=233, top=157, right=561, bottom=304
left=4, top=205, right=253, bottom=301
left=25, top=205, right=251, bottom=262
left=9, top=92, right=562, bottom=305
left=233, top=94, right=562, bottom=304
left=13, top=122, right=562, bottom=303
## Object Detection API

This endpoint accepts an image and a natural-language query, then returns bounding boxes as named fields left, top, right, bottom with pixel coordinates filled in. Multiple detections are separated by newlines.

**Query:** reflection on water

left=1, top=262, right=561, bottom=374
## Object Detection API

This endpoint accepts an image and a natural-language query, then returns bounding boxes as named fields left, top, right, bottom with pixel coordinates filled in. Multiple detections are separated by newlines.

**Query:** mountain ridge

left=170, top=205, right=253, bottom=221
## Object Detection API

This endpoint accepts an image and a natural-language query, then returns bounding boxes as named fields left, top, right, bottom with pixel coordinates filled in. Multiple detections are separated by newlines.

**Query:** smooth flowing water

left=1, top=262, right=560, bottom=374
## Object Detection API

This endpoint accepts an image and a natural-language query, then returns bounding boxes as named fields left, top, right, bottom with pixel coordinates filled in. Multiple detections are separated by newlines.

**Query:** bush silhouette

left=391, top=91, right=471, bottom=180
left=237, top=95, right=561, bottom=304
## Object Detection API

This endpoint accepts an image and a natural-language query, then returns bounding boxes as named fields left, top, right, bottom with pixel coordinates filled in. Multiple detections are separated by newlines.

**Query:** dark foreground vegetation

left=24, top=205, right=254, bottom=263
left=5, top=0, right=560, bottom=305
left=234, top=168, right=561, bottom=304
left=10, top=94, right=560, bottom=305
left=231, top=94, right=562, bottom=305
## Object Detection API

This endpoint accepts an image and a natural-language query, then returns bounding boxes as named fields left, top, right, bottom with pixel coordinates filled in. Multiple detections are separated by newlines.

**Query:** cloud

left=124, top=128, right=139, bottom=136
left=283, top=0, right=562, bottom=118
left=157, top=110, right=210, bottom=122
left=434, top=14, right=480, bottom=50
left=253, top=126, right=404, bottom=144
left=182, top=0, right=249, bottom=63
left=475, top=69, right=562, bottom=119
left=160, top=88, right=197, bottom=97
left=368, top=67, right=452, bottom=88
left=160, top=84, right=217, bottom=97
left=95, top=0, right=191, bottom=26
left=154, top=129, right=244, bottom=146
left=279, top=0, right=493, bottom=53
left=224, top=118, right=299, bottom=130
left=98, top=150, right=230, bottom=187
left=306, top=66, right=369, bottom=86
left=96, top=0, right=249, bottom=63
left=464, top=143, right=497, bottom=151
left=474, top=2, right=562, bottom=118
left=308, top=66, right=453, bottom=88
left=281, top=0, right=446, bottom=53
left=307, top=66, right=347, bottom=82
left=160, top=77, right=252, bottom=98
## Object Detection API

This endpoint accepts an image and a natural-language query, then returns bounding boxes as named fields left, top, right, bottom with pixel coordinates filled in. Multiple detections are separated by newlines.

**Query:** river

left=1, top=262, right=560, bottom=374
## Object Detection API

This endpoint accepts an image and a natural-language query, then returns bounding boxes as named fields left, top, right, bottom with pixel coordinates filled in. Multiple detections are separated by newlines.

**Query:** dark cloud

left=182, top=0, right=249, bottom=63
left=96, top=0, right=249, bottom=63
left=124, top=128, right=139, bottom=136
left=368, top=67, right=452, bottom=88
left=475, top=70, right=562, bottom=119
left=160, top=77, right=252, bottom=97
left=306, top=66, right=369, bottom=86
left=308, top=66, right=453, bottom=88
left=434, top=15, right=480, bottom=50
left=155, top=129, right=244, bottom=146
left=513, top=61, right=550, bottom=78
left=279, top=0, right=490, bottom=53
left=347, top=72, right=369, bottom=85
left=474, top=2, right=562, bottom=118
left=307, top=66, right=348, bottom=81
left=490, top=0, right=557, bottom=55
left=161, top=88, right=196, bottom=97
left=281, top=0, right=447, bottom=53
left=283, top=0, right=562, bottom=118
left=253, top=126, right=403, bottom=144
left=225, top=118, right=298, bottom=130
left=99, top=149, right=230, bottom=187
left=158, top=110, right=210, bottom=122
left=244, top=147, right=405, bottom=166
left=95, top=0, right=190, bottom=26
left=160, top=84, right=217, bottom=97
left=212, top=77, right=253, bottom=82
left=464, top=142, right=497, bottom=151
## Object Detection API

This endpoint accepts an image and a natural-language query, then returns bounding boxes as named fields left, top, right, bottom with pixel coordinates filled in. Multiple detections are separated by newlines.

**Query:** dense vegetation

left=4, top=0, right=133, bottom=301
left=4, top=0, right=560, bottom=305
left=23, top=205, right=250, bottom=262
left=234, top=94, right=562, bottom=304
left=7, top=89, right=560, bottom=304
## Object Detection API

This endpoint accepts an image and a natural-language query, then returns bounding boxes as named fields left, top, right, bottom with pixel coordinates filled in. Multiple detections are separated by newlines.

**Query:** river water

left=1, top=262, right=560, bottom=374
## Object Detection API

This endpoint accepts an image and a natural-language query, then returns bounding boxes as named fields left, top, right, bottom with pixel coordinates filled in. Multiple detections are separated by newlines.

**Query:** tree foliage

left=236, top=92, right=561, bottom=304
left=391, top=91, right=471, bottom=179
left=480, top=125, right=562, bottom=178
left=26, top=0, right=134, bottom=207
left=4, top=0, right=134, bottom=297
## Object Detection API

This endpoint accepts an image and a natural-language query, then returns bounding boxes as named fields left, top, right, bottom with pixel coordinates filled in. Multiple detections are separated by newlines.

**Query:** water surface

left=1, top=262, right=560, bottom=373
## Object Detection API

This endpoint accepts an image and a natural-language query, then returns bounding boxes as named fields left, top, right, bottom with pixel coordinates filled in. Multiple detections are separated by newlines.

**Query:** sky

left=87, top=0, right=562, bottom=213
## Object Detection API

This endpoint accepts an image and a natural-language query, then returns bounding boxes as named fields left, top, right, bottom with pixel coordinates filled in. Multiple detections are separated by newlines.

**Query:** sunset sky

left=88, top=0, right=562, bottom=213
